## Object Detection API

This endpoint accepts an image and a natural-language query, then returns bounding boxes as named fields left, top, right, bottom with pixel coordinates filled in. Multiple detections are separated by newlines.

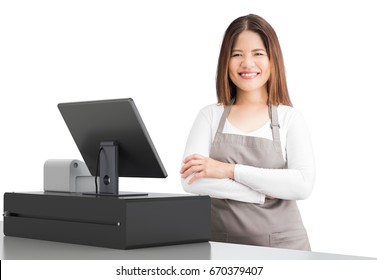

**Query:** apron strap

left=217, top=99, right=235, bottom=133
left=269, top=104, right=283, bottom=154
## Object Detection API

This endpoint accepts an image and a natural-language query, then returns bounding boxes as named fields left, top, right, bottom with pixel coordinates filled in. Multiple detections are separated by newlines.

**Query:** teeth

left=241, top=73, right=258, bottom=77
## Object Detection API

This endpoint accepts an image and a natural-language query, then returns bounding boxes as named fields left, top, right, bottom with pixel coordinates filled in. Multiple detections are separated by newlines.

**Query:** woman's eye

left=231, top=53, right=242, bottom=57
left=255, top=52, right=264, bottom=56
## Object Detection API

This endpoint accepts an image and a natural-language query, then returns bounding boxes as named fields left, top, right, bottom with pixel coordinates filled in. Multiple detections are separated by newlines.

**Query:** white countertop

left=0, top=222, right=372, bottom=260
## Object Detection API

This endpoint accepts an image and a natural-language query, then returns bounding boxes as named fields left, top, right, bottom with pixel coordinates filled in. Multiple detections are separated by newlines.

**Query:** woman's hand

left=180, top=154, right=235, bottom=185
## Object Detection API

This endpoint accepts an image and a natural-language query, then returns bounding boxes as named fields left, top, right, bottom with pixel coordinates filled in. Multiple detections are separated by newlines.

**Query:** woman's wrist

left=226, top=163, right=235, bottom=179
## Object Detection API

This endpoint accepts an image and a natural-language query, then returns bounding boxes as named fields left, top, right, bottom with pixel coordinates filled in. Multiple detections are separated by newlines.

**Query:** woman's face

left=228, top=30, right=271, bottom=96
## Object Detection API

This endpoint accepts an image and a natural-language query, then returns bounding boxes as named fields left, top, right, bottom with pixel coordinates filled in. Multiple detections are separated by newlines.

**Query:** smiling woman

left=180, top=14, right=315, bottom=251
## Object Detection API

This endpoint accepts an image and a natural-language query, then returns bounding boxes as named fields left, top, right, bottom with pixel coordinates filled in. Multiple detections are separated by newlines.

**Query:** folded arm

left=181, top=106, right=266, bottom=204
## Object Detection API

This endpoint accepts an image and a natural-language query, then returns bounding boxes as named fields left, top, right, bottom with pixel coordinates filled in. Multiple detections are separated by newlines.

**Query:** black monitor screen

left=58, top=98, right=168, bottom=180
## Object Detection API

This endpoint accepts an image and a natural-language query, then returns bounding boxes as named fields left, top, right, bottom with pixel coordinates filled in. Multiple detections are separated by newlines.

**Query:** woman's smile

left=239, top=71, right=260, bottom=79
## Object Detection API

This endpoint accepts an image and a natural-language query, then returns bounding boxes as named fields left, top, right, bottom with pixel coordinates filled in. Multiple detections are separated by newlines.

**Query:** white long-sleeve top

left=181, top=103, right=315, bottom=204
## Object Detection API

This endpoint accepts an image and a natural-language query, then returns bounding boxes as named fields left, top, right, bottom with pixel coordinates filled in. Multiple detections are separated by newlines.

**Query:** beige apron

left=209, top=101, right=311, bottom=250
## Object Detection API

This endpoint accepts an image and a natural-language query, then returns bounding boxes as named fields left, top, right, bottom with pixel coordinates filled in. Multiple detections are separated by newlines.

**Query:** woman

left=180, top=14, right=315, bottom=250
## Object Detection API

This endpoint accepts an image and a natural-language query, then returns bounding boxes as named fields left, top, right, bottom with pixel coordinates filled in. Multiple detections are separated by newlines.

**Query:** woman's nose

left=241, top=54, right=256, bottom=67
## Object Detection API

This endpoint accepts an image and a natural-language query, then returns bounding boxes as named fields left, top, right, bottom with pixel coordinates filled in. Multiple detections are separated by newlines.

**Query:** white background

left=1, top=0, right=376, bottom=259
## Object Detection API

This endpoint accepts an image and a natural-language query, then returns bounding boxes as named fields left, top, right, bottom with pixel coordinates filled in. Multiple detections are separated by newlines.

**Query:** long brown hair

left=216, top=14, right=292, bottom=106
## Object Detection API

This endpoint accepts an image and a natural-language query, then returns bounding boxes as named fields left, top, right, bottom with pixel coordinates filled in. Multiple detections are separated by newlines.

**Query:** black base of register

left=3, top=192, right=211, bottom=249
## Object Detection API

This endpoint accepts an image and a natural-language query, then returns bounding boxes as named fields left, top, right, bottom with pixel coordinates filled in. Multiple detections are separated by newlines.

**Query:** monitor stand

left=83, top=141, right=148, bottom=197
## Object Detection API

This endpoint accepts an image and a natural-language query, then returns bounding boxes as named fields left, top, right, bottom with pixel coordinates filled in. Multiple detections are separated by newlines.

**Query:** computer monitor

left=58, top=98, right=168, bottom=197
